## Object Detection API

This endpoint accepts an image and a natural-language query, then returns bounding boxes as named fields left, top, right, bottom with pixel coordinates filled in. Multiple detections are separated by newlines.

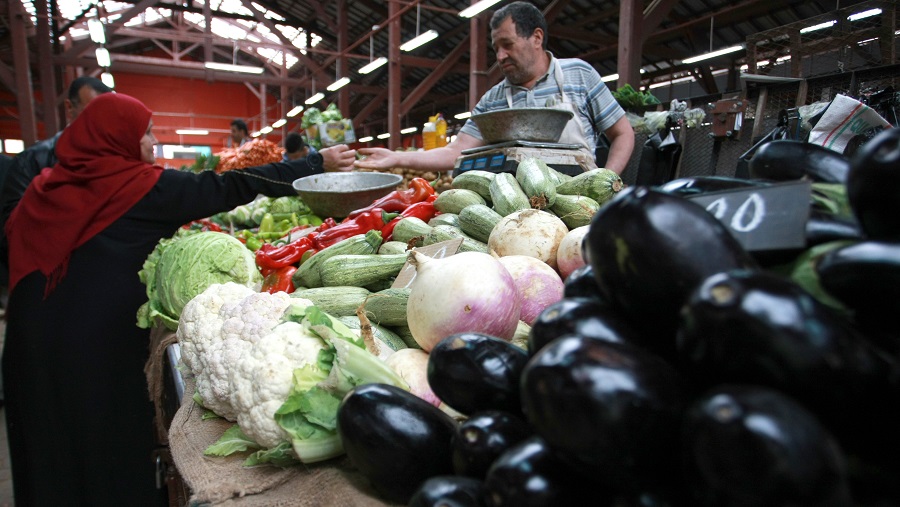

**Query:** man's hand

left=320, top=144, right=357, bottom=172
left=354, top=147, right=402, bottom=171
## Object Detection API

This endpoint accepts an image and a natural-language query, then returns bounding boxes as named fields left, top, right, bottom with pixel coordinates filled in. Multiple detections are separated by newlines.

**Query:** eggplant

left=427, top=332, right=529, bottom=416
left=585, top=186, right=756, bottom=346
left=528, top=297, right=644, bottom=356
left=451, top=410, right=533, bottom=480
left=482, top=436, right=591, bottom=507
left=805, top=210, right=864, bottom=246
left=676, top=269, right=900, bottom=461
left=658, top=175, right=771, bottom=196
left=847, top=128, right=900, bottom=240
left=748, top=140, right=850, bottom=183
left=336, top=384, right=456, bottom=503
left=682, top=385, right=852, bottom=507
left=520, top=336, right=686, bottom=496
left=562, top=263, right=608, bottom=300
left=816, top=240, right=900, bottom=339
left=408, top=475, right=484, bottom=507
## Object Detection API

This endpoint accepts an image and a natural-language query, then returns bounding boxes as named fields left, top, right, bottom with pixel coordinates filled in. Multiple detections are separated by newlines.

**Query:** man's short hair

left=231, top=119, right=249, bottom=134
left=490, top=2, right=548, bottom=50
left=284, top=132, right=306, bottom=154
left=67, top=76, right=113, bottom=105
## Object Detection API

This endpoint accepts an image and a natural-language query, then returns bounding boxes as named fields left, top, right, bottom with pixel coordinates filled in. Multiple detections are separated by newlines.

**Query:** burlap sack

left=168, top=375, right=399, bottom=506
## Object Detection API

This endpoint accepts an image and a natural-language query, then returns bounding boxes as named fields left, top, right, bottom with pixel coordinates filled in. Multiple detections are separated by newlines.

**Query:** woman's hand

left=320, top=144, right=357, bottom=172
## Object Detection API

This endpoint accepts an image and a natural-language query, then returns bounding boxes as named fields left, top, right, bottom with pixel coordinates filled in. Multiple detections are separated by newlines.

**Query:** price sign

left=687, top=180, right=811, bottom=252
left=391, top=238, right=464, bottom=289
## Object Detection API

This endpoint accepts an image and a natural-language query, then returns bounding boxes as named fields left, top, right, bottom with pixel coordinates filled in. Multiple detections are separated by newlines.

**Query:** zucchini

left=291, top=230, right=383, bottom=289
left=434, top=188, right=486, bottom=215
left=363, top=278, right=396, bottom=292
left=291, top=286, right=371, bottom=317
left=458, top=204, right=503, bottom=243
left=547, top=166, right=573, bottom=186
left=391, top=217, right=432, bottom=247
left=555, top=168, right=625, bottom=205
left=337, top=316, right=408, bottom=353
left=378, top=241, right=409, bottom=255
left=428, top=213, right=460, bottom=228
left=550, top=194, right=601, bottom=229
left=362, top=287, right=411, bottom=327
left=424, top=224, right=489, bottom=253
left=490, top=172, right=531, bottom=216
left=451, top=170, right=496, bottom=202
left=389, top=324, right=422, bottom=350
left=319, top=253, right=408, bottom=287
left=515, top=157, right=557, bottom=209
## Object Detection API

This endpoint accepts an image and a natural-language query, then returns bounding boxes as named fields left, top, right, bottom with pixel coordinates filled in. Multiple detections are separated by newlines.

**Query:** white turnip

left=488, top=209, right=568, bottom=269
left=406, top=251, right=521, bottom=351
left=497, top=255, right=564, bottom=325
left=384, top=349, right=440, bottom=406
left=556, top=225, right=590, bottom=280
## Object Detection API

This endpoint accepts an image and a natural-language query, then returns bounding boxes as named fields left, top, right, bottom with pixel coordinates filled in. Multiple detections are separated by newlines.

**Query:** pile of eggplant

left=335, top=129, right=900, bottom=506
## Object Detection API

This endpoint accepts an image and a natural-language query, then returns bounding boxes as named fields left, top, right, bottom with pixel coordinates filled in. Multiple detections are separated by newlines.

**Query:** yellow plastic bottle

left=422, top=121, right=437, bottom=150
left=435, top=114, right=448, bottom=147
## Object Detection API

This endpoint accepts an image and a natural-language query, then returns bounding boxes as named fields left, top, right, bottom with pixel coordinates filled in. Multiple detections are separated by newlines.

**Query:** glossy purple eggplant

left=451, top=410, right=533, bottom=480
left=847, top=128, right=900, bottom=240
left=528, top=297, right=644, bottom=356
left=408, top=475, right=484, bottom=507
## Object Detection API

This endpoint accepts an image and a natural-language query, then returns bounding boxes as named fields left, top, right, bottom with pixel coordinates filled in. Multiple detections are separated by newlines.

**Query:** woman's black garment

left=2, top=160, right=319, bottom=506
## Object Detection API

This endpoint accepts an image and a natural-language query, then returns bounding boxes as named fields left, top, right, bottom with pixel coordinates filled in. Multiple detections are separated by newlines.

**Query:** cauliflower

left=229, top=321, right=327, bottom=448
left=177, top=282, right=255, bottom=376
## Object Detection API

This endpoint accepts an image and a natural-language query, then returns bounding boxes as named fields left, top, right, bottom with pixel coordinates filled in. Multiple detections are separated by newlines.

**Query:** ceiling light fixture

left=204, top=62, right=264, bottom=74
left=95, top=47, right=111, bottom=68
left=260, top=126, right=274, bottom=134
left=601, top=73, right=619, bottom=83
left=800, top=20, right=836, bottom=33
left=359, top=56, right=388, bottom=74
left=327, top=77, right=351, bottom=91
left=305, top=92, right=324, bottom=105
left=286, top=105, right=304, bottom=117
left=377, top=133, right=390, bottom=139
left=400, top=29, right=438, bottom=52
left=459, top=0, right=504, bottom=18
left=454, top=111, right=472, bottom=120
left=87, top=17, right=105, bottom=44
left=848, top=8, right=881, bottom=21
left=681, top=44, right=743, bottom=64
left=100, top=71, right=115, bottom=89
left=272, top=119, right=287, bottom=128
left=175, top=129, right=208, bottom=135
left=358, top=136, right=374, bottom=143
left=401, top=127, right=417, bottom=134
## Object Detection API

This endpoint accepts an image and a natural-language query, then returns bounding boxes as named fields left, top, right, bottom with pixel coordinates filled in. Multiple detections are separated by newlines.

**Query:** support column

left=469, top=5, right=489, bottom=113
left=387, top=0, right=402, bottom=150
left=617, top=0, right=642, bottom=90
left=35, top=0, right=59, bottom=135
left=9, top=0, right=37, bottom=146
left=337, top=0, right=350, bottom=115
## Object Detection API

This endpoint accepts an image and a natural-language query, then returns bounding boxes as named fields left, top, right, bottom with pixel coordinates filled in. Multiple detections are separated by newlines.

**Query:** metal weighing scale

left=452, top=140, right=596, bottom=177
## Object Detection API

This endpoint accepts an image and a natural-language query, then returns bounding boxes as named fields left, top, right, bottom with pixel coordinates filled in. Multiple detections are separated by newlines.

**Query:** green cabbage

left=136, top=231, right=261, bottom=330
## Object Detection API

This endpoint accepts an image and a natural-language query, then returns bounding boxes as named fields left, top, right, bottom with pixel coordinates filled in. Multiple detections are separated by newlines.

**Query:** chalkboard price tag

left=687, top=180, right=812, bottom=252
left=391, top=238, right=464, bottom=289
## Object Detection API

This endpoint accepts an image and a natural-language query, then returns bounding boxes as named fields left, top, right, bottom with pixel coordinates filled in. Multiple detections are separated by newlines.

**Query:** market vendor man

left=354, top=1, right=634, bottom=175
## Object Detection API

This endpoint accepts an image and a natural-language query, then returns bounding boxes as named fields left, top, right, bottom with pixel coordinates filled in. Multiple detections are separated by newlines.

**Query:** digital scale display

left=458, top=153, right=507, bottom=172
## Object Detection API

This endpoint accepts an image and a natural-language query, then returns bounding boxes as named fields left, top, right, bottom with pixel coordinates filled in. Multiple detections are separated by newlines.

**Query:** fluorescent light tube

left=100, top=71, right=115, bottom=89
left=400, top=30, right=438, bottom=52
left=251, top=131, right=261, bottom=138
left=681, top=45, right=743, bottom=64
left=305, top=92, right=324, bottom=105
left=260, top=126, right=274, bottom=134
left=401, top=127, right=417, bottom=134
left=358, top=136, right=374, bottom=143
left=175, top=129, right=208, bottom=135
left=286, top=105, right=304, bottom=117
left=377, top=133, right=390, bottom=139
left=204, top=62, right=264, bottom=74
left=359, top=57, right=388, bottom=74
left=87, top=18, right=105, bottom=44
left=272, top=119, right=287, bottom=128
left=327, top=77, right=351, bottom=92
left=459, top=0, right=503, bottom=18
left=800, top=20, right=836, bottom=33
left=95, top=47, right=111, bottom=68
left=454, top=111, right=472, bottom=120
left=848, top=8, right=881, bottom=21
left=601, top=73, right=619, bottom=83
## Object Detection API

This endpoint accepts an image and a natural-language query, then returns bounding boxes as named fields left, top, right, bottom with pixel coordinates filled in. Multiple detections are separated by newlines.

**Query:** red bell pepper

left=381, top=198, right=439, bottom=242
left=255, top=235, right=316, bottom=271
left=313, top=208, right=398, bottom=249
left=261, top=265, right=297, bottom=294
left=346, top=177, right=437, bottom=218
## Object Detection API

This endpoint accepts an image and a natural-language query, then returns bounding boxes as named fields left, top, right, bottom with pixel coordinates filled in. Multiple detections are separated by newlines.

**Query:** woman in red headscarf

left=2, top=93, right=355, bottom=505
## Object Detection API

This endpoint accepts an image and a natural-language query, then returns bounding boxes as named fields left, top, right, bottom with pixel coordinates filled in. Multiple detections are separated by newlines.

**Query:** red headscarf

left=6, top=93, right=163, bottom=294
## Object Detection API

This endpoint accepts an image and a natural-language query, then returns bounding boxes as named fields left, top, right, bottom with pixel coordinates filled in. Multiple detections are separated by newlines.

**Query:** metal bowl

left=293, top=172, right=404, bottom=219
left=471, top=107, right=574, bottom=144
